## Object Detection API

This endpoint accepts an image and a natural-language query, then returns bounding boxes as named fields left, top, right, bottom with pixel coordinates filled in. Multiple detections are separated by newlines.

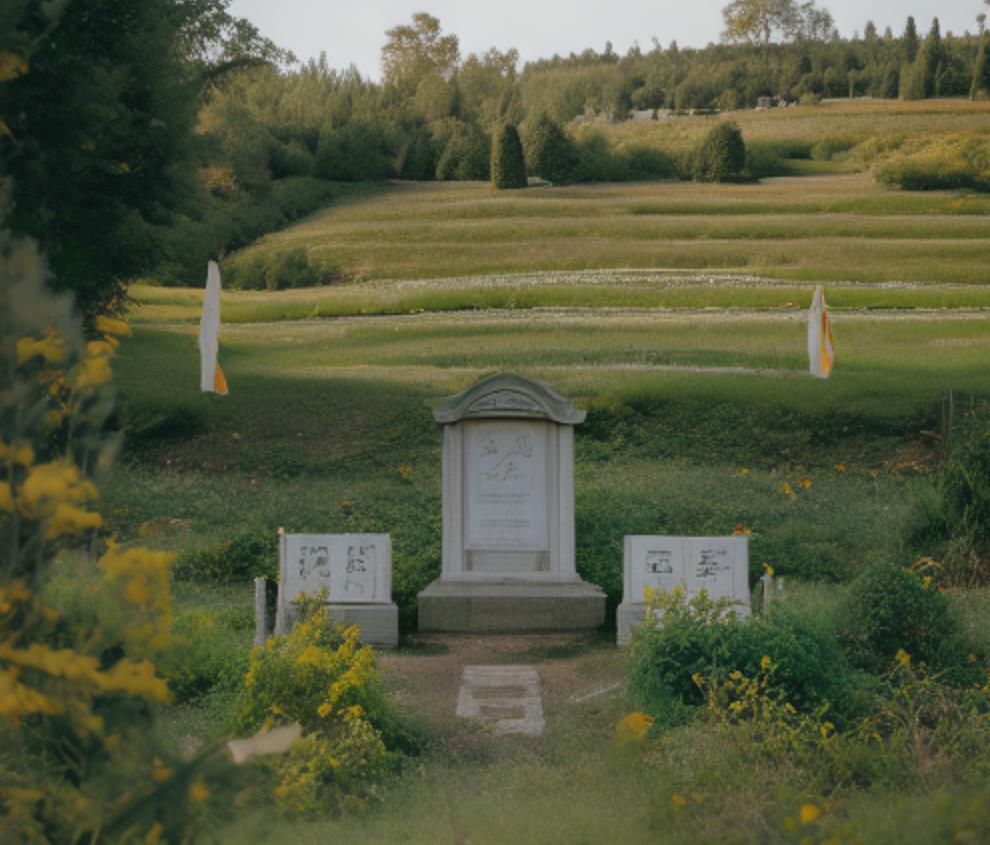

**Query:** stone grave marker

left=273, top=532, right=398, bottom=646
left=616, top=535, right=750, bottom=644
left=456, top=665, right=545, bottom=735
left=418, top=373, right=605, bottom=631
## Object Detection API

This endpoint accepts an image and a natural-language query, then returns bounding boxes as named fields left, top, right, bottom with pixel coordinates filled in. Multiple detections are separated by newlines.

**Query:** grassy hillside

left=206, top=172, right=990, bottom=288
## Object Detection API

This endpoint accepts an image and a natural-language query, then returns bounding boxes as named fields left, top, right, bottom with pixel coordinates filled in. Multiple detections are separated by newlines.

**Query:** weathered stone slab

left=275, top=532, right=398, bottom=646
left=419, top=580, right=605, bottom=632
left=456, top=665, right=544, bottom=735
left=617, top=535, right=750, bottom=644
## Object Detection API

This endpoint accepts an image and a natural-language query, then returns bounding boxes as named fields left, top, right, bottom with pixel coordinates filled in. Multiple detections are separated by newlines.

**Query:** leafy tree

left=381, top=13, right=459, bottom=98
left=0, top=0, right=285, bottom=319
left=491, top=123, right=527, bottom=189
left=722, top=0, right=799, bottom=54
left=693, top=121, right=746, bottom=182
left=525, top=114, right=579, bottom=184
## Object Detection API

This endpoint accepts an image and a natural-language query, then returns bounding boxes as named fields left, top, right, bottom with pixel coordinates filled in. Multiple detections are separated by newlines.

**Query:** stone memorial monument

left=418, top=373, right=605, bottom=631
left=274, top=532, right=398, bottom=646
left=616, top=535, right=750, bottom=644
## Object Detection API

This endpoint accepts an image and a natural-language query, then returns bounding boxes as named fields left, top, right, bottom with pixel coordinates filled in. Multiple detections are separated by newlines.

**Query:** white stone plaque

left=625, top=535, right=750, bottom=606
left=465, top=421, right=549, bottom=551
left=279, top=533, right=391, bottom=605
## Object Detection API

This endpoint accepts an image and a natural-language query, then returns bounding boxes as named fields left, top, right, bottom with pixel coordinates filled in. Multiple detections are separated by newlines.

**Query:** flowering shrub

left=627, top=587, right=860, bottom=725
left=231, top=597, right=412, bottom=814
left=0, top=224, right=227, bottom=841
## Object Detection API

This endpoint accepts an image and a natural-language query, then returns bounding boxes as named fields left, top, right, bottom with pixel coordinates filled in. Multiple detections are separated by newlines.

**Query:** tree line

left=2, top=2, right=989, bottom=312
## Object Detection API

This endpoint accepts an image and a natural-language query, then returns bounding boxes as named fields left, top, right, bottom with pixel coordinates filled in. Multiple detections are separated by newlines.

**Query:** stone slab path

left=455, top=665, right=545, bottom=735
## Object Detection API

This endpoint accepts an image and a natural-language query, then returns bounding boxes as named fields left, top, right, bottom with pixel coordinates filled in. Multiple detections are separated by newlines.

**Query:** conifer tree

left=491, top=123, right=527, bottom=189
left=693, top=121, right=746, bottom=182
left=904, top=16, right=919, bottom=63
left=919, top=18, right=944, bottom=97
left=526, top=114, right=578, bottom=184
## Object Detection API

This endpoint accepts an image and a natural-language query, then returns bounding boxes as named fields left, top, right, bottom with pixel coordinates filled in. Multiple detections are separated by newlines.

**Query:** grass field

left=108, top=104, right=990, bottom=842
left=207, top=172, right=990, bottom=288
left=601, top=97, right=990, bottom=155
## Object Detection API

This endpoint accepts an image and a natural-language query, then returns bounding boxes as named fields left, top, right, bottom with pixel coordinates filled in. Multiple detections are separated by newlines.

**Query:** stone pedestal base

left=616, top=602, right=649, bottom=645
left=327, top=603, right=399, bottom=647
left=418, top=579, right=605, bottom=632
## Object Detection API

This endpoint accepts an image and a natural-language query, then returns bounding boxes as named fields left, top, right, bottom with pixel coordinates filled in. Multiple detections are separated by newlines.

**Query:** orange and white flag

left=199, top=260, right=228, bottom=395
left=807, top=285, right=834, bottom=379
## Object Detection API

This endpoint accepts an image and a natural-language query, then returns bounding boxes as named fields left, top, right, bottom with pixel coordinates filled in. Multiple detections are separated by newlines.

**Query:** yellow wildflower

left=800, top=478, right=813, bottom=489
left=188, top=779, right=210, bottom=803
left=834, top=463, right=846, bottom=473
left=143, top=823, right=165, bottom=845
left=0, top=51, right=30, bottom=81
left=94, top=316, right=131, bottom=337
left=780, top=482, right=796, bottom=500
left=85, top=339, right=115, bottom=358
left=0, top=482, right=12, bottom=513
left=0, top=441, right=35, bottom=466
left=17, top=461, right=98, bottom=519
left=762, top=563, right=775, bottom=577
left=72, top=354, right=112, bottom=389
left=760, top=655, right=772, bottom=672
left=671, top=793, right=687, bottom=809
left=45, top=502, right=102, bottom=539
left=895, top=649, right=911, bottom=669
left=732, top=523, right=751, bottom=535
left=799, top=803, right=821, bottom=824
left=16, top=333, right=66, bottom=366
left=616, top=711, right=654, bottom=742
left=736, top=466, right=750, bottom=475
left=152, top=758, right=172, bottom=782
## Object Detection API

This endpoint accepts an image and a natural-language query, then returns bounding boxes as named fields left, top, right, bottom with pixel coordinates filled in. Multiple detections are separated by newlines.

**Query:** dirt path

left=378, top=633, right=625, bottom=740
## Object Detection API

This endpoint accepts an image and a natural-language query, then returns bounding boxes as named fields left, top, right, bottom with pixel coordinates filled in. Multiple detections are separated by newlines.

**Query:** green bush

left=173, top=529, right=277, bottom=583
left=909, top=411, right=990, bottom=585
left=230, top=599, right=417, bottom=813
left=436, top=125, right=490, bottom=181
left=693, top=121, right=746, bottom=182
left=491, top=123, right=527, bottom=189
left=626, top=591, right=861, bottom=725
left=836, top=560, right=973, bottom=680
left=399, top=133, right=436, bottom=181
left=164, top=607, right=251, bottom=703
left=875, top=134, right=990, bottom=192
left=315, top=122, right=390, bottom=182
left=811, top=135, right=856, bottom=161
left=225, top=247, right=346, bottom=290
left=525, top=114, right=579, bottom=184
left=572, top=131, right=628, bottom=181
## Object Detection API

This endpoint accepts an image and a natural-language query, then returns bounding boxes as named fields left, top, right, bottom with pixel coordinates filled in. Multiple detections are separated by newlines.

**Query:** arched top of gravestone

left=433, top=373, right=586, bottom=425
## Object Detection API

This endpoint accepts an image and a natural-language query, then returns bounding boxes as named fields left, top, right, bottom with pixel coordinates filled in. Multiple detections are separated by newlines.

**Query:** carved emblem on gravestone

left=467, top=389, right=542, bottom=415
left=479, top=433, right=534, bottom=492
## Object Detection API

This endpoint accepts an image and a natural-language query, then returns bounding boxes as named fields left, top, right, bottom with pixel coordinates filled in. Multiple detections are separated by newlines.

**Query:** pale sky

left=229, top=0, right=983, bottom=79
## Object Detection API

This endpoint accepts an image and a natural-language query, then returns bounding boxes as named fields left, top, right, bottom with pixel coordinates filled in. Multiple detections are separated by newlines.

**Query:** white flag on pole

left=807, top=285, right=834, bottom=379
left=198, top=260, right=228, bottom=394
